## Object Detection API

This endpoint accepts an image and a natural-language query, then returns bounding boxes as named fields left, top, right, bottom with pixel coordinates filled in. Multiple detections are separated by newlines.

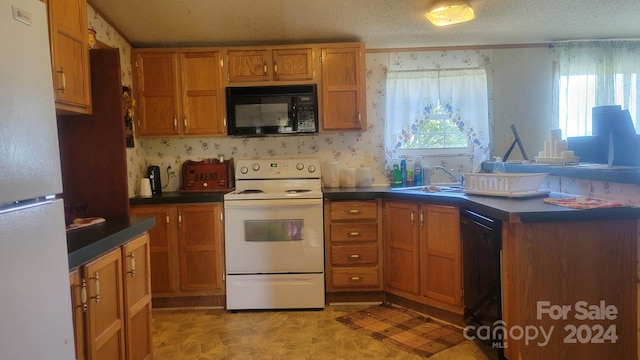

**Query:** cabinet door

left=321, top=44, right=366, bottom=130
left=69, top=270, right=86, bottom=360
left=134, top=53, right=181, bottom=136
left=272, top=48, right=314, bottom=81
left=180, top=52, right=225, bottom=135
left=130, top=206, right=179, bottom=295
left=122, top=234, right=152, bottom=360
left=47, top=0, right=91, bottom=114
left=84, top=248, right=125, bottom=360
left=384, top=201, right=420, bottom=294
left=227, top=50, right=270, bottom=83
left=178, top=204, right=224, bottom=292
left=420, top=205, right=462, bottom=308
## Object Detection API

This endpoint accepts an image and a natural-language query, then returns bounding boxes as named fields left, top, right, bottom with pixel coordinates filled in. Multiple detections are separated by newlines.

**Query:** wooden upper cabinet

left=272, top=48, right=314, bottom=81
left=133, top=51, right=225, bottom=137
left=47, top=0, right=92, bottom=114
left=227, top=50, right=270, bottom=83
left=226, top=47, right=314, bottom=83
left=320, top=43, right=366, bottom=131
left=180, top=52, right=225, bottom=135
left=134, top=52, right=180, bottom=136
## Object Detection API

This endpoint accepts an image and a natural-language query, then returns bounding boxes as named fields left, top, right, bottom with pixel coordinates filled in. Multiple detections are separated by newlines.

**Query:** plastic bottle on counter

left=406, top=158, right=414, bottom=185
left=400, top=159, right=407, bottom=186
left=391, top=158, right=402, bottom=185
left=413, top=156, right=423, bottom=186
left=423, top=165, right=431, bottom=185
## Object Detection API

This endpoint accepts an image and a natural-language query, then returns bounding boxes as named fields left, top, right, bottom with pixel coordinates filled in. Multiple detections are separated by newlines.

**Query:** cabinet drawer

left=329, top=201, right=377, bottom=221
left=331, top=267, right=380, bottom=289
left=331, top=244, right=378, bottom=266
left=330, top=223, right=377, bottom=243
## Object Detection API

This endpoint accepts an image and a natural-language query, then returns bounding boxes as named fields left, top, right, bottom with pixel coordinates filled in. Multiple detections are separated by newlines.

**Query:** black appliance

left=226, top=84, right=318, bottom=136
left=147, top=165, right=162, bottom=194
left=461, top=209, right=504, bottom=360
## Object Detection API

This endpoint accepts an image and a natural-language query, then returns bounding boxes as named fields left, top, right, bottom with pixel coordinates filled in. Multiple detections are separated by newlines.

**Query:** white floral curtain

left=385, top=68, right=490, bottom=171
left=553, top=40, right=640, bottom=136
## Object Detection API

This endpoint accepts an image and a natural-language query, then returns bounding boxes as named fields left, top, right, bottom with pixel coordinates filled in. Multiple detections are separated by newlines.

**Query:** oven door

left=224, top=198, right=324, bottom=274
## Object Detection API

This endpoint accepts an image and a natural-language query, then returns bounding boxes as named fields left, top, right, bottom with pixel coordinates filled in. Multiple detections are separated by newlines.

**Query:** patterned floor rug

left=335, top=303, right=467, bottom=358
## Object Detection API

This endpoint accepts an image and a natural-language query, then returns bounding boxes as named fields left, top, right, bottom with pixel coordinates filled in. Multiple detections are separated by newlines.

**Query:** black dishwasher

left=461, top=209, right=505, bottom=360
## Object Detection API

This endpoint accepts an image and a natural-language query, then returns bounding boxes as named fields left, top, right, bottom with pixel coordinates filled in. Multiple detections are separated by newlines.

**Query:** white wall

left=490, top=47, right=556, bottom=161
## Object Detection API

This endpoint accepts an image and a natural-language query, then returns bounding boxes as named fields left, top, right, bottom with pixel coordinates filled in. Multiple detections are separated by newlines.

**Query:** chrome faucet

left=434, top=166, right=465, bottom=186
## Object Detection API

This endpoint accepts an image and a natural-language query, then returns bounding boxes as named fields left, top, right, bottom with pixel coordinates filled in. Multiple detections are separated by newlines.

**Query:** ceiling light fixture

left=425, top=0, right=475, bottom=27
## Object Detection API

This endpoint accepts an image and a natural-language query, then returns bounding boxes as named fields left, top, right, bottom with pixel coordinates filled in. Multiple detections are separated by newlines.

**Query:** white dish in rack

left=463, top=189, right=550, bottom=198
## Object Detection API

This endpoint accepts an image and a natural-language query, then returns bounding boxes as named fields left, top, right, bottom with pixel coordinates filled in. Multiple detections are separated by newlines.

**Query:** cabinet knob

left=90, top=272, right=101, bottom=303
left=127, top=251, right=136, bottom=277
left=56, top=68, right=66, bottom=93
left=79, top=278, right=88, bottom=313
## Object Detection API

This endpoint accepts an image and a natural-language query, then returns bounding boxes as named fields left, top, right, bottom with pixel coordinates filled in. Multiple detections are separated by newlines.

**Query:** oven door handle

left=224, top=199, right=322, bottom=208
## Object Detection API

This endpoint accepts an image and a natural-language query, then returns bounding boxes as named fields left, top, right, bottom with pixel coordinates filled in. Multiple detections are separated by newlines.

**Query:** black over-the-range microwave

left=225, top=84, right=318, bottom=136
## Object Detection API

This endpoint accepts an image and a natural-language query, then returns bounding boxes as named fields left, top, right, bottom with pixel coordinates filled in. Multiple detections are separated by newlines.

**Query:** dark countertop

left=130, top=191, right=227, bottom=205
left=128, top=186, right=640, bottom=224
left=323, top=186, right=640, bottom=223
left=67, top=216, right=156, bottom=269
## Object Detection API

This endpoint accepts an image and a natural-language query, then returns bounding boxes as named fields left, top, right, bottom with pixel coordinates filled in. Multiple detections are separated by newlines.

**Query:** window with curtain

left=385, top=68, right=490, bottom=171
left=554, top=41, right=640, bottom=137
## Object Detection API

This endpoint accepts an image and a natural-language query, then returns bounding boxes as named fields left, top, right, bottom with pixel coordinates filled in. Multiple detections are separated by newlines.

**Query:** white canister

left=140, top=178, right=152, bottom=196
left=340, top=168, right=356, bottom=187
left=356, top=167, right=372, bottom=187
left=323, top=161, right=340, bottom=188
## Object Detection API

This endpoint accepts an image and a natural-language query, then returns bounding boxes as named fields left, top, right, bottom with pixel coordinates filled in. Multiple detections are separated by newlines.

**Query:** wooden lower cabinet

left=69, top=233, right=152, bottom=360
left=130, top=203, right=224, bottom=305
left=324, top=199, right=383, bottom=292
left=384, top=200, right=462, bottom=313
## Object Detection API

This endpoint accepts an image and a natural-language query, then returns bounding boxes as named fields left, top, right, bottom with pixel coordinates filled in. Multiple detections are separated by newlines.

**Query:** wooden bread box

left=180, top=158, right=234, bottom=192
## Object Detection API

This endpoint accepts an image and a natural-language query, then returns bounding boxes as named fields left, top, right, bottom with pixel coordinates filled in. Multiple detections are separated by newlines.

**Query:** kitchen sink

left=391, top=184, right=466, bottom=193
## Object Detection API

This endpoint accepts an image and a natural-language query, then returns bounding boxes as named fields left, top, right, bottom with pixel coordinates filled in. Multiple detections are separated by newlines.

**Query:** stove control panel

left=235, top=158, right=321, bottom=180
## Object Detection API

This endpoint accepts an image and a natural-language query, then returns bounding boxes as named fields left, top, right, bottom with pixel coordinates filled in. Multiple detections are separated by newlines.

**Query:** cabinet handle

left=274, top=63, right=278, bottom=74
left=90, top=272, right=100, bottom=303
left=178, top=212, right=182, bottom=227
left=263, top=63, right=267, bottom=74
left=348, top=232, right=360, bottom=237
left=348, top=209, right=361, bottom=215
left=350, top=277, right=361, bottom=281
left=184, top=117, right=188, bottom=129
left=173, top=117, right=177, bottom=130
left=410, top=210, right=415, bottom=224
left=420, top=211, right=424, bottom=226
left=56, top=68, right=66, bottom=93
left=79, top=278, right=88, bottom=313
left=127, top=251, right=136, bottom=277
left=357, top=112, right=362, bottom=126
left=166, top=214, right=170, bottom=224
left=349, top=254, right=361, bottom=259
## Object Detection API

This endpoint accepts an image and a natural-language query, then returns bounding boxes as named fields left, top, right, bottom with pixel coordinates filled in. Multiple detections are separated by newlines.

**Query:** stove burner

left=238, top=189, right=264, bottom=194
left=286, top=189, right=311, bottom=194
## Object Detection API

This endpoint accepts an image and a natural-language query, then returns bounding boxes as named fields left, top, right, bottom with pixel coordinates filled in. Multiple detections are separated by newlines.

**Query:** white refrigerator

left=0, top=1, right=76, bottom=359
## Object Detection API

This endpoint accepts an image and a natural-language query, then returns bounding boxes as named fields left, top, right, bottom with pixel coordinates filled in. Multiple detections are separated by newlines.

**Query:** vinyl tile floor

left=152, top=304, right=492, bottom=360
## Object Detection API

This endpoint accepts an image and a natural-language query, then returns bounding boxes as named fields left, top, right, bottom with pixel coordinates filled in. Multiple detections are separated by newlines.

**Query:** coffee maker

left=147, top=166, right=162, bottom=194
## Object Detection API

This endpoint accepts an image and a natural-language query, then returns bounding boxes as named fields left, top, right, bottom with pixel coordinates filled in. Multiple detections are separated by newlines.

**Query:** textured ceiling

left=89, top=0, right=640, bottom=49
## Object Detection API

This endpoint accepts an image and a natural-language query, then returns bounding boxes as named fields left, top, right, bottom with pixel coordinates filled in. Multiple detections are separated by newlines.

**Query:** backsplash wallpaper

left=89, top=6, right=640, bottom=205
